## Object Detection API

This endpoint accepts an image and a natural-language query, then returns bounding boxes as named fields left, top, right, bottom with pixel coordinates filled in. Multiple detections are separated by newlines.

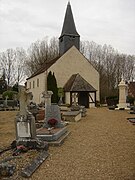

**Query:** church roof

left=59, top=2, right=79, bottom=38
left=64, top=73, right=96, bottom=92
left=27, top=46, right=98, bottom=80
left=27, top=56, right=60, bottom=80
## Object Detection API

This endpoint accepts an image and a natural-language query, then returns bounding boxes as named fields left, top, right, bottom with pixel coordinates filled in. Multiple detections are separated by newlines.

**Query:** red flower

left=48, top=118, right=58, bottom=127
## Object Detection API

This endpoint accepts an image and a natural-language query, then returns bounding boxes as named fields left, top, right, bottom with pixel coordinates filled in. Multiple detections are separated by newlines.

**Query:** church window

left=33, top=81, right=35, bottom=88
left=37, top=78, right=39, bottom=87
left=29, top=82, right=31, bottom=89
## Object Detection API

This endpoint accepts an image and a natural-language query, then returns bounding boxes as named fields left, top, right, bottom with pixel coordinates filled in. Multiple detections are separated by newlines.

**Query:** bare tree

left=0, top=48, right=26, bottom=87
left=26, top=37, right=59, bottom=75
left=80, top=40, right=135, bottom=101
left=16, top=47, right=27, bottom=84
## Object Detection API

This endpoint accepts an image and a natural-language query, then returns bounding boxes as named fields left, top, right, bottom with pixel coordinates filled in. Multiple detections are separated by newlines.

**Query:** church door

left=78, top=92, right=89, bottom=108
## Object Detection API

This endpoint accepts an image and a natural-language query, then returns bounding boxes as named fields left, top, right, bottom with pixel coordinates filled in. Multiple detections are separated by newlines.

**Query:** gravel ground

left=0, top=108, right=135, bottom=180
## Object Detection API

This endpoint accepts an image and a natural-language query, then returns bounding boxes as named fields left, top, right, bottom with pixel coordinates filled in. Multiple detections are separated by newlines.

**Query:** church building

left=26, top=2, right=100, bottom=108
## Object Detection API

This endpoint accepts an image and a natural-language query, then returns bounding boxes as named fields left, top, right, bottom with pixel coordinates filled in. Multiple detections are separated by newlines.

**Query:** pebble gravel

left=0, top=108, right=135, bottom=180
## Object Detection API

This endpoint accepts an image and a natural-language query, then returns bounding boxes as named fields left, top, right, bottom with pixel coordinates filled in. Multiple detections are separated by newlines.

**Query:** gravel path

left=32, top=108, right=135, bottom=180
left=0, top=108, right=135, bottom=180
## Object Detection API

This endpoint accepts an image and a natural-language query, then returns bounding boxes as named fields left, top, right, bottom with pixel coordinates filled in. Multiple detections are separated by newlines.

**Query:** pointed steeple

left=60, top=1, right=79, bottom=37
left=59, top=2, right=80, bottom=56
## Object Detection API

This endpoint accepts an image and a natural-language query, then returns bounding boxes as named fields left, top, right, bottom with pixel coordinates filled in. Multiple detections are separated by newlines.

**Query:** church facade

left=27, top=2, right=100, bottom=108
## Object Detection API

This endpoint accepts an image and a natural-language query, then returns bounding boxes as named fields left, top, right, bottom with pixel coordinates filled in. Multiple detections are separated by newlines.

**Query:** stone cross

left=19, top=86, right=33, bottom=117
left=15, top=86, right=36, bottom=144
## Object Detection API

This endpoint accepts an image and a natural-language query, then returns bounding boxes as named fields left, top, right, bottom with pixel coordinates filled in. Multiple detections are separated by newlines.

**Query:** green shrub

left=2, top=91, right=18, bottom=100
left=47, top=71, right=58, bottom=103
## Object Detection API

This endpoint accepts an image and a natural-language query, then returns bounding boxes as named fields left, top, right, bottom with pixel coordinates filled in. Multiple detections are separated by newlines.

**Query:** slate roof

left=27, top=56, right=60, bottom=80
left=59, top=2, right=80, bottom=38
left=64, top=73, right=96, bottom=92
left=128, top=82, right=135, bottom=98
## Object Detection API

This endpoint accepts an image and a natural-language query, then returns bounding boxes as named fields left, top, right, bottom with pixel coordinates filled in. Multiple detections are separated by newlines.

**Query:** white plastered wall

left=49, top=46, right=100, bottom=101
left=27, top=72, right=46, bottom=104
left=27, top=46, right=100, bottom=105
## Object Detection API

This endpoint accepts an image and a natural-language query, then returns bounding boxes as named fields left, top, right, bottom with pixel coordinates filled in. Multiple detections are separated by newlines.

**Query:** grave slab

left=62, top=111, right=81, bottom=122
left=37, top=126, right=68, bottom=141
left=37, top=104, right=69, bottom=145
left=21, top=150, right=49, bottom=178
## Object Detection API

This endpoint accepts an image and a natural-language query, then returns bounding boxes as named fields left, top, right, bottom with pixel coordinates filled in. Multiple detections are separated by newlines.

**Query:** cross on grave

left=15, top=86, right=37, bottom=146
left=19, top=86, right=33, bottom=118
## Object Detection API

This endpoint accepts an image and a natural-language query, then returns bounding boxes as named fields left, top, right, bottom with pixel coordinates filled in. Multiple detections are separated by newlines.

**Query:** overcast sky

left=0, top=0, right=135, bottom=55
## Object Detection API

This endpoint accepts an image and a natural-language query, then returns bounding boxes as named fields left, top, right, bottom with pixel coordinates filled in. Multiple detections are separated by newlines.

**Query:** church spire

left=59, top=2, right=80, bottom=56
left=60, top=2, right=79, bottom=38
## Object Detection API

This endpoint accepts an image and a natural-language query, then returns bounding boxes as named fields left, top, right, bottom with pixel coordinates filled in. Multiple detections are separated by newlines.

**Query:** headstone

left=43, top=104, right=63, bottom=128
left=15, top=112, right=36, bottom=140
left=37, top=88, right=69, bottom=145
left=15, top=86, right=37, bottom=146
left=37, top=104, right=69, bottom=144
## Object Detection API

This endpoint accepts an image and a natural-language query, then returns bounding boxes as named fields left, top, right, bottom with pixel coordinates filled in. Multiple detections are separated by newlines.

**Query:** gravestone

left=37, top=104, right=69, bottom=145
left=44, top=104, right=64, bottom=128
left=37, top=104, right=68, bottom=143
left=15, top=86, right=37, bottom=147
left=37, top=82, right=69, bottom=145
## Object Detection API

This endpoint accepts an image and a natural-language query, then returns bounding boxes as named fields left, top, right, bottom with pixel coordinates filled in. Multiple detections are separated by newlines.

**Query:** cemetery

left=0, top=1, right=135, bottom=179
left=0, top=59, right=134, bottom=179
left=0, top=106, right=135, bottom=179
left=0, top=81, right=135, bottom=179
left=0, top=84, right=89, bottom=178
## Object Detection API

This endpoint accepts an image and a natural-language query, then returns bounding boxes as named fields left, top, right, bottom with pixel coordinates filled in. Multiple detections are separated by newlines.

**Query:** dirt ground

left=0, top=108, right=135, bottom=180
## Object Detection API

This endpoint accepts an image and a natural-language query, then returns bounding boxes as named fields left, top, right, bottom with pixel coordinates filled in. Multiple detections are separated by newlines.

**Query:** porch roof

left=64, top=73, right=96, bottom=92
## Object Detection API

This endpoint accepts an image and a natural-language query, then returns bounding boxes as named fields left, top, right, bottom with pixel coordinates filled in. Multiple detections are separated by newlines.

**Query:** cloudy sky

left=0, top=0, right=135, bottom=55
